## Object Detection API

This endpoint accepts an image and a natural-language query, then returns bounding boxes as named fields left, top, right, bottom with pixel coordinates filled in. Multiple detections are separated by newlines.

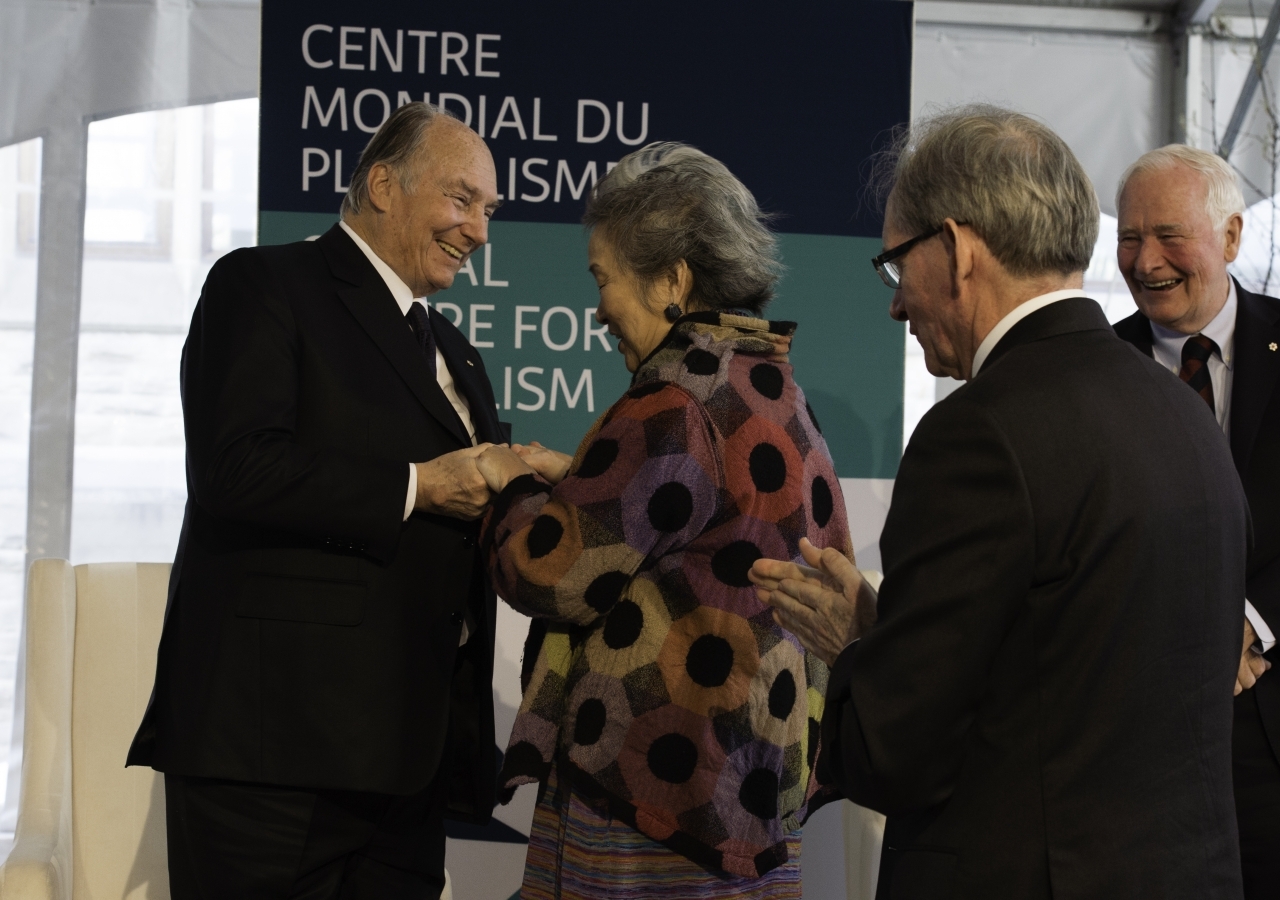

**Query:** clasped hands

left=413, top=441, right=573, bottom=520
left=749, top=538, right=878, bottom=667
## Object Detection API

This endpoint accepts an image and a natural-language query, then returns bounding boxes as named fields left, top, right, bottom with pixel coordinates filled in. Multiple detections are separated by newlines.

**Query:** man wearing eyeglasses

left=752, top=105, right=1246, bottom=899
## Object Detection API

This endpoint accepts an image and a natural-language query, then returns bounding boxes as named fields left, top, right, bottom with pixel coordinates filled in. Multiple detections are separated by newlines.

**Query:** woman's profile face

left=588, top=230, right=673, bottom=373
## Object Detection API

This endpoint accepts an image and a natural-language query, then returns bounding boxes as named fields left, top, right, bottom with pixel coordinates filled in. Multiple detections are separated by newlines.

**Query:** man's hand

left=475, top=444, right=536, bottom=494
left=749, top=538, right=877, bottom=667
left=512, top=441, right=573, bottom=485
left=414, top=444, right=494, bottom=520
left=1236, top=619, right=1271, bottom=695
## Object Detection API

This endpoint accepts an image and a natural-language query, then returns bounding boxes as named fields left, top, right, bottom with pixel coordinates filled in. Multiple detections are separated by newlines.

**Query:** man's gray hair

left=583, top=142, right=782, bottom=314
left=1116, top=144, right=1245, bottom=231
left=875, top=104, right=1099, bottom=277
left=340, top=102, right=455, bottom=217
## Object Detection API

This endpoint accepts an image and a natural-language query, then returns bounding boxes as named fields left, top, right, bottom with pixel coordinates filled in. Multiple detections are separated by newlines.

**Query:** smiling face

left=362, top=118, right=500, bottom=296
left=1117, top=164, right=1241, bottom=334
left=884, top=197, right=967, bottom=379
left=588, top=230, right=674, bottom=373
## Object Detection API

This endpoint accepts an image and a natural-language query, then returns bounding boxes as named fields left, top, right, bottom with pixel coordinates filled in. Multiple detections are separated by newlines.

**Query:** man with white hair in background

left=1114, top=145, right=1280, bottom=897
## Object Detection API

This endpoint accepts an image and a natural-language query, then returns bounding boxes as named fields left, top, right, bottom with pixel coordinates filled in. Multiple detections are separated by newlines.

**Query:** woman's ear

left=660, top=260, right=695, bottom=311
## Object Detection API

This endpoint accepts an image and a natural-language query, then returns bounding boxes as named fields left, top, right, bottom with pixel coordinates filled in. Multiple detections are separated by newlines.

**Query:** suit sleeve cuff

left=1246, top=599, right=1276, bottom=652
left=404, top=463, right=417, bottom=521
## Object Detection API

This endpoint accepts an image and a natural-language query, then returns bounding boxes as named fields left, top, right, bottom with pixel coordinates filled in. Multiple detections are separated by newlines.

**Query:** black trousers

left=164, top=773, right=448, bottom=900
left=1234, top=686, right=1280, bottom=899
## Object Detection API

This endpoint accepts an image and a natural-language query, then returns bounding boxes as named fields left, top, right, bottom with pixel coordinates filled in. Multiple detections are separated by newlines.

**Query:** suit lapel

left=318, top=226, right=470, bottom=448
left=432, top=307, right=504, bottom=445
left=1113, top=311, right=1155, bottom=358
left=1231, top=282, right=1280, bottom=473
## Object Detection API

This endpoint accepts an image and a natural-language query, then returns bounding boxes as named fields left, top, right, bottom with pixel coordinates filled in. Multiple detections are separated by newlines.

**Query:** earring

left=664, top=303, right=683, bottom=322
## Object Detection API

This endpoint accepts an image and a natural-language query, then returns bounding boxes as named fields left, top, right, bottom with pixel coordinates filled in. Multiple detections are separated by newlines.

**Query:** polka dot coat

left=482, top=312, right=851, bottom=878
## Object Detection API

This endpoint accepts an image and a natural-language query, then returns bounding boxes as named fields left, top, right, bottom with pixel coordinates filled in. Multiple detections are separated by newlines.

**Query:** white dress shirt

left=1145, top=281, right=1273, bottom=652
left=339, top=221, right=478, bottom=521
left=1150, top=279, right=1236, bottom=439
left=340, top=221, right=480, bottom=646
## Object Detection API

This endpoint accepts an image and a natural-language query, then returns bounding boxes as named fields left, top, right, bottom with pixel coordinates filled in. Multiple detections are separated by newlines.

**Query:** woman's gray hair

left=583, top=142, right=782, bottom=314
left=1116, top=144, right=1245, bottom=231
left=340, top=102, right=454, bottom=217
left=873, top=104, right=1099, bottom=277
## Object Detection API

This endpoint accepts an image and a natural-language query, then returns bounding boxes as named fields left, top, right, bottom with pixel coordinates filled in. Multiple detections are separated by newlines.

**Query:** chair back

left=70, top=563, right=171, bottom=900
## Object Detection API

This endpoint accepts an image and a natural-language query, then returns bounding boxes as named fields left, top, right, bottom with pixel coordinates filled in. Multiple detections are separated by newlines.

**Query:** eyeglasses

left=871, top=223, right=966, bottom=289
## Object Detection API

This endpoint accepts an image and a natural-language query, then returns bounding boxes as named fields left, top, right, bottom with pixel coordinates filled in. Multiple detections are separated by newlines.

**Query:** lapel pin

left=466, top=359, right=475, bottom=366
left=1271, top=342, right=1278, bottom=352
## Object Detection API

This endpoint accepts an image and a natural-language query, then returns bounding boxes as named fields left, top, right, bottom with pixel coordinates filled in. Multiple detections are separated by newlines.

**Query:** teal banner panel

left=260, top=213, right=902, bottom=477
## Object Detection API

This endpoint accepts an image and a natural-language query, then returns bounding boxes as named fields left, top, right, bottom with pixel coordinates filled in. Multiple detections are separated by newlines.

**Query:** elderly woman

left=474, top=143, right=851, bottom=899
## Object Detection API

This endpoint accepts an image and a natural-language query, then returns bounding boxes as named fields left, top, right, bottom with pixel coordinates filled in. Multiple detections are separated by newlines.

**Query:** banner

left=259, top=0, right=912, bottom=480
left=258, top=3, right=912, bottom=896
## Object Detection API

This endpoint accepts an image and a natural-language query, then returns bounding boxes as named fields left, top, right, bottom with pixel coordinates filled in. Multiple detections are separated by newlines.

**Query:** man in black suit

left=127, top=103, right=505, bottom=899
left=752, top=106, right=1247, bottom=899
left=1112, top=144, right=1278, bottom=899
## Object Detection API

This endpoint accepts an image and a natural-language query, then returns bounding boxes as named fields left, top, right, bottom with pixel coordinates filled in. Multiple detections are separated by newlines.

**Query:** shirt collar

left=1150, top=278, right=1236, bottom=370
left=971, top=289, right=1085, bottom=377
left=339, top=220, right=418, bottom=316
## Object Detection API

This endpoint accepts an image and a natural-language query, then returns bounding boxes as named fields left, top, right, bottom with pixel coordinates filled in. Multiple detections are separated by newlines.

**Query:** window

left=70, top=101, right=258, bottom=564
left=0, top=138, right=40, bottom=809
left=1235, top=195, right=1280, bottom=296
left=1084, top=213, right=1139, bottom=325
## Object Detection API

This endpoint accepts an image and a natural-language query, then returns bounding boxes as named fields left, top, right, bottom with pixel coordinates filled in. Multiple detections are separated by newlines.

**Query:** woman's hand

left=475, top=444, right=536, bottom=494
left=512, top=441, right=573, bottom=484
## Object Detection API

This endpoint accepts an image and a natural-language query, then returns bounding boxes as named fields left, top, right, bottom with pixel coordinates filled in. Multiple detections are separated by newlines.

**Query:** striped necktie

left=1178, top=333, right=1217, bottom=413
left=405, top=302, right=437, bottom=379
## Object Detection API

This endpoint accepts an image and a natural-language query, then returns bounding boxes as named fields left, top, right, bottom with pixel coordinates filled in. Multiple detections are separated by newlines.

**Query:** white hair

left=583, top=142, right=782, bottom=313
left=874, top=105, right=1100, bottom=277
left=1116, top=145, right=1245, bottom=231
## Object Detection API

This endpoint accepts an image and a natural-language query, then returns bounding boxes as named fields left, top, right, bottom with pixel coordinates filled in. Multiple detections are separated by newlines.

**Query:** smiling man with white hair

left=127, top=102, right=507, bottom=899
left=1114, top=144, right=1280, bottom=899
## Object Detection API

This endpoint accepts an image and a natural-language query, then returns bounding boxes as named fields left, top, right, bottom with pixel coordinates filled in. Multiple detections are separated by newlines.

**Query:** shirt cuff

left=1245, top=600, right=1276, bottom=653
left=404, top=463, right=417, bottom=521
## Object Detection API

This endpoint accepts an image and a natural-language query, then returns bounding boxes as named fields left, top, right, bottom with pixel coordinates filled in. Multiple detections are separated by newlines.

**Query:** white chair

left=0, top=559, right=171, bottom=900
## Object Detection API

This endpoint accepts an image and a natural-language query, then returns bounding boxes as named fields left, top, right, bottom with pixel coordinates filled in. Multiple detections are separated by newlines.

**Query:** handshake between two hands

left=413, top=442, right=573, bottom=521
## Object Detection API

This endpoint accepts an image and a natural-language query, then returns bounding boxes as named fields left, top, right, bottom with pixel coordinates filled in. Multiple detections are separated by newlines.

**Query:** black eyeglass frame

left=871, top=222, right=968, bottom=289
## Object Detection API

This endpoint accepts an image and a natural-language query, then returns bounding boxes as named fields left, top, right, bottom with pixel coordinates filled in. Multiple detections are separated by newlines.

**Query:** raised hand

left=749, top=538, right=877, bottom=667
left=512, top=441, right=573, bottom=484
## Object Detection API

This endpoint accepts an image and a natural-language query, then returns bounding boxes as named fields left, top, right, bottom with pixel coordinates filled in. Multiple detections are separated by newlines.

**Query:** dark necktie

left=1179, top=333, right=1217, bottom=413
left=405, top=302, right=437, bottom=379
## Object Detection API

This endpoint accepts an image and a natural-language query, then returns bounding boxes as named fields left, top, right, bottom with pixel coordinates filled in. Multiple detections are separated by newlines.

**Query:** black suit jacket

left=822, top=298, right=1246, bottom=900
left=128, top=225, right=503, bottom=816
left=1115, top=280, right=1280, bottom=761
